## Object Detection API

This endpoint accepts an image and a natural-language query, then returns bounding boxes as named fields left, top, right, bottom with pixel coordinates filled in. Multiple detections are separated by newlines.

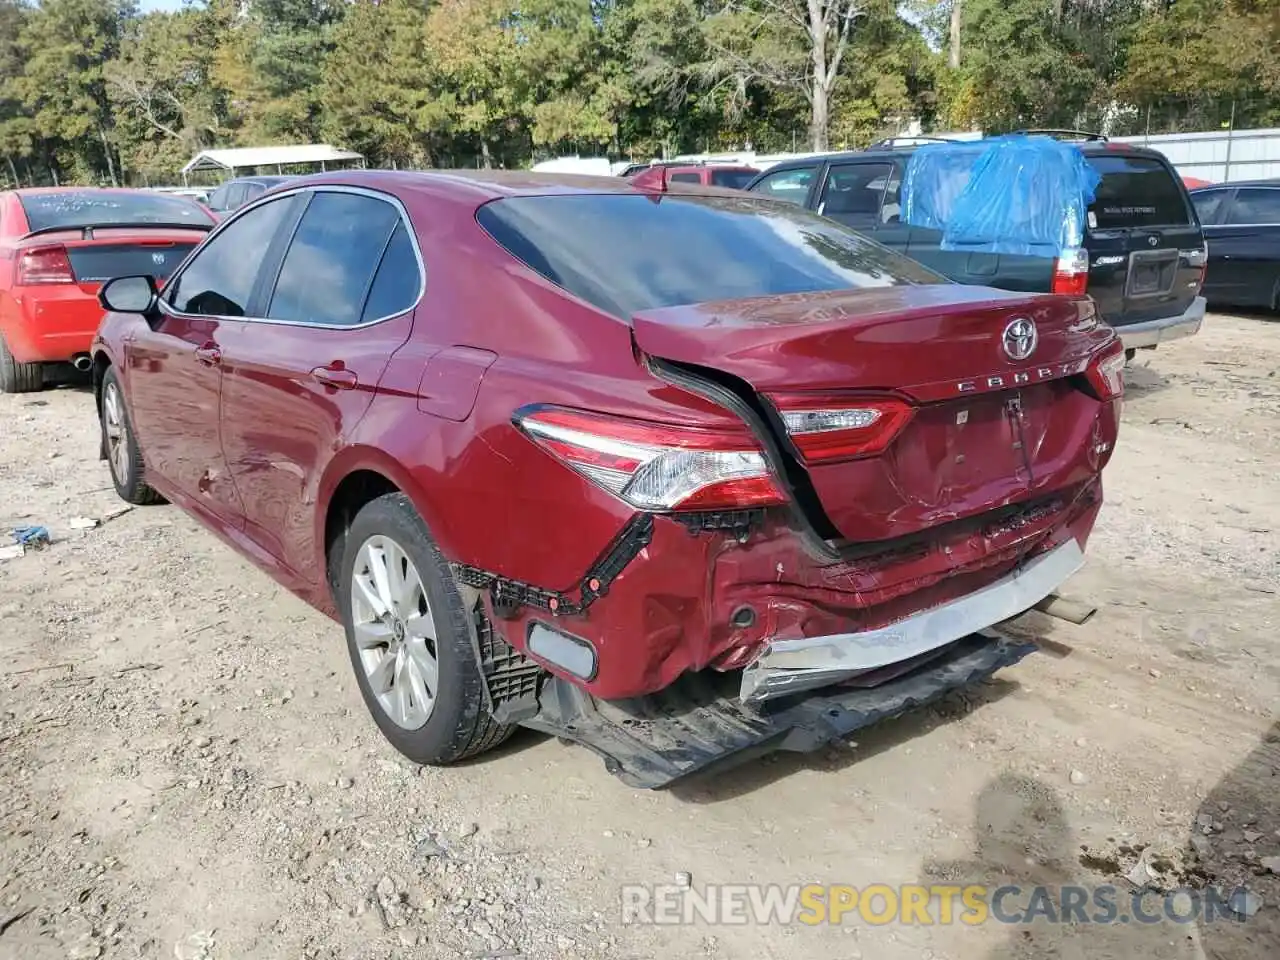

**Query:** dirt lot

left=1, top=313, right=1277, bottom=960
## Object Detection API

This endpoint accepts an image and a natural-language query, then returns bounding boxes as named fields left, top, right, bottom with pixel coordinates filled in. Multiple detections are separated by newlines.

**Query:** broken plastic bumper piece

left=525, top=632, right=1038, bottom=789
left=740, top=537, right=1085, bottom=705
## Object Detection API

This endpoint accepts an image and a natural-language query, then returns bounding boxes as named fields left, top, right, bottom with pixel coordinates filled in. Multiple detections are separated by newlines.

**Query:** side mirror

left=98, top=275, right=158, bottom=315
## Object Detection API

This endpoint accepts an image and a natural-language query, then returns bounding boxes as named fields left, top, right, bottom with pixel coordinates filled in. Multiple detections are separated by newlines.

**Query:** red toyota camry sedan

left=0, top=188, right=214, bottom=392
left=91, top=171, right=1123, bottom=787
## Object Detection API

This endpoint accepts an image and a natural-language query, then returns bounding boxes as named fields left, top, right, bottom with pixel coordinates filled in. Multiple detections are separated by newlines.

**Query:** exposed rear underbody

left=460, top=287, right=1122, bottom=785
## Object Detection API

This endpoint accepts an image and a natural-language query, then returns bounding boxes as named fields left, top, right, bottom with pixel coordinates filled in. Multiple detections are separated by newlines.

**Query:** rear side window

left=19, top=190, right=214, bottom=232
left=819, top=163, right=893, bottom=229
left=669, top=172, right=700, bottom=184
left=360, top=222, right=421, bottom=322
left=1087, top=155, right=1191, bottom=229
left=710, top=169, right=757, bottom=190
left=748, top=166, right=815, bottom=205
left=267, top=191, right=402, bottom=326
left=1227, top=188, right=1280, bottom=225
left=476, top=193, right=943, bottom=320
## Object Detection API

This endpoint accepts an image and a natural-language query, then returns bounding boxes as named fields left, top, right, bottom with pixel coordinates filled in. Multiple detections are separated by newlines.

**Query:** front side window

left=477, top=193, right=944, bottom=320
left=267, top=192, right=405, bottom=326
left=748, top=166, right=816, bottom=205
left=1228, top=188, right=1280, bottom=225
left=167, top=197, right=293, bottom=316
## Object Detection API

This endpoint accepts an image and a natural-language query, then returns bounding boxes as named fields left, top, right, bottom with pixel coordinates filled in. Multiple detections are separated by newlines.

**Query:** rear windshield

left=709, top=169, right=757, bottom=190
left=1087, top=155, right=1191, bottom=229
left=20, top=191, right=214, bottom=232
left=476, top=194, right=943, bottom=319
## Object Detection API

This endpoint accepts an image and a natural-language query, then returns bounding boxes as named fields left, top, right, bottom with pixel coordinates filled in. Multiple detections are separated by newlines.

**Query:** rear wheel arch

left=91, top=349, right=113, bottom=411
left=319, top=455, right=454, bottom=603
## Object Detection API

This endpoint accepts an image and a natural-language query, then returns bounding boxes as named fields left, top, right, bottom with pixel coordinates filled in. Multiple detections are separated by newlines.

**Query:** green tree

left=1114, top=0, right=1280, bottom=131
left=11, top=0, right=133, bottom=184
left=0, top=0, right=30, bottom=185
left=942, top=0, right=1101, bottom=131
left=425, top=0, right=531, bottom=167
left=699, top=0, right=868, bottom=150
left=107, top=7, right=227, bottom=182
left=320, top=0, right=441, bottom=167
left=245, top=0, right=346, bottom=142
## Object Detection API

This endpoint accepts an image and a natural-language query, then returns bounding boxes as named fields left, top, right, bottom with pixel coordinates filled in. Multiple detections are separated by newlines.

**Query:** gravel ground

left=0, top=312, right=1277, bottom=960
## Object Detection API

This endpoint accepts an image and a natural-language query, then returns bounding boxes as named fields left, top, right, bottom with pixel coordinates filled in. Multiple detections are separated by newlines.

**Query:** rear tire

left=99, top=366, right=164, bottom=505
left=339, top=493, right=514, bottom=765
left=0, top=333, right=43, bottom=393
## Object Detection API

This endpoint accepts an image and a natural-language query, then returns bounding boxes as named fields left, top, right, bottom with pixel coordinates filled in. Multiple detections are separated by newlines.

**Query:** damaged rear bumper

left=740, top=537, right=1084, bottom=704
left=525, top=631, right=1038, bottom=789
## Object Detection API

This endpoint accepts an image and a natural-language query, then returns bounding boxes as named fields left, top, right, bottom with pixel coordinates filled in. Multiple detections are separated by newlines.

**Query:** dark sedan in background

left=205, top=175, right=295, bottom=215
left=1191, top=179, right=1280, bottom=311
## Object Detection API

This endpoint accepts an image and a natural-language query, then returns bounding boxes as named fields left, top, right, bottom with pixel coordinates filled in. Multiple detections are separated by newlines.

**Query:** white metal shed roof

left=182, top=144, right=364, bottom=175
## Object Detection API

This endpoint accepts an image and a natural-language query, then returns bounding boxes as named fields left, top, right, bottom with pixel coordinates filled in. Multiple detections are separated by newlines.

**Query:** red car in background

left=630, top=163, right=759, bottom=190
left=0, top=188, right=214, bottom=393
left=90, top=172, right=1123, bottom=787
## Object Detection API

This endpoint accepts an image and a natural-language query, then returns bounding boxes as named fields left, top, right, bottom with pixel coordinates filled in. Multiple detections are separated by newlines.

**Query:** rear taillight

left=1052, top=247, right=1089, bottom=296
left=1184, top=242, right=1208, bottom=289
left=515, top=406, right=787, bottom=511
left=1083, top=341, right=1125, bottom=401
left=17, top=245, right=75, bottom=285
left=768, top=394, right=914, bottom=464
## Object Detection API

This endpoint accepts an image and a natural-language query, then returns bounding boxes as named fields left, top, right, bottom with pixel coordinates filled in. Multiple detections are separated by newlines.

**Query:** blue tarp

left=902, top=136, right=1101, bottom=258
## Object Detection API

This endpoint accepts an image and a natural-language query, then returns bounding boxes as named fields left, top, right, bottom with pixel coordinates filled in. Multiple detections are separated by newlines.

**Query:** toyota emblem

left=1147, top=235, right=1158, bottom=247
left=151, top=252, right=166, bottom=265
left=1002, top=318, right=1038, bottom=361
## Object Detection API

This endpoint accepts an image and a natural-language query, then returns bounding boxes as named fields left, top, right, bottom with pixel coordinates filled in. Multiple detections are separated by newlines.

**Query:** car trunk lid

left=632, top=284, right=1118, bottom=543
left=18, top=227, right=206, bottom=294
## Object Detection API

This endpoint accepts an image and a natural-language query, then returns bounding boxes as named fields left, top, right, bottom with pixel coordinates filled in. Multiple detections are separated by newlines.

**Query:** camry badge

left=1002, top=318, right=1038, bottom=362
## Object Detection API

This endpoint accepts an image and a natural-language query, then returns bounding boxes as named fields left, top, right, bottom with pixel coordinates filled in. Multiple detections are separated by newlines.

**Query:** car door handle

left=194, top=343, right=222, bottom=367
left=310, top=365, right=358, bottom=390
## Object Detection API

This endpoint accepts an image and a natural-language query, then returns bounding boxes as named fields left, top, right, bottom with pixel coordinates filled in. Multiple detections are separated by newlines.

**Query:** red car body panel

left=0, top=189, right=210, bottom=364
left=93, top=171, right=1121, bottom=702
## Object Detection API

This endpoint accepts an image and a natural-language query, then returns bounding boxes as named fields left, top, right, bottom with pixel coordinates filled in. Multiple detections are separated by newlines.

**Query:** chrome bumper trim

left=1115, top=295, right=1206, bottom=350
left=739, top=538, right=1086, bottom=704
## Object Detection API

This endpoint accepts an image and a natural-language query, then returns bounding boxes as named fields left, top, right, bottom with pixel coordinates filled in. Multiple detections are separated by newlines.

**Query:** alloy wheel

left=350, top=534, right=440, bottom=729
left=102, top=382, right=130, bottom=486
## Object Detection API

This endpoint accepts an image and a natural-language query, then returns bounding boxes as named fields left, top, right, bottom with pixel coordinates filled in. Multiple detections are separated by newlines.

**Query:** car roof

left=267, top=169, right=751, bottom=205
left=663, top=164, right=757, bottom=175
left=759, top=139, right=1169, bottom=173
left=228, top=176, right=294, bottom=186
left=1190, top=178, right=1280, bottom=191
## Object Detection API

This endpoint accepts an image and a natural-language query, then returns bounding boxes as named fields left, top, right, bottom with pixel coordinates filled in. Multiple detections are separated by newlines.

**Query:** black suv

left=746, top=136, right=1207, bottom=354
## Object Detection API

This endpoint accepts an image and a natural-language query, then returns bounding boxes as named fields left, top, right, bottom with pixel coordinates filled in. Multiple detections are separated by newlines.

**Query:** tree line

left=0, top=0, right=1275, bottom=186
